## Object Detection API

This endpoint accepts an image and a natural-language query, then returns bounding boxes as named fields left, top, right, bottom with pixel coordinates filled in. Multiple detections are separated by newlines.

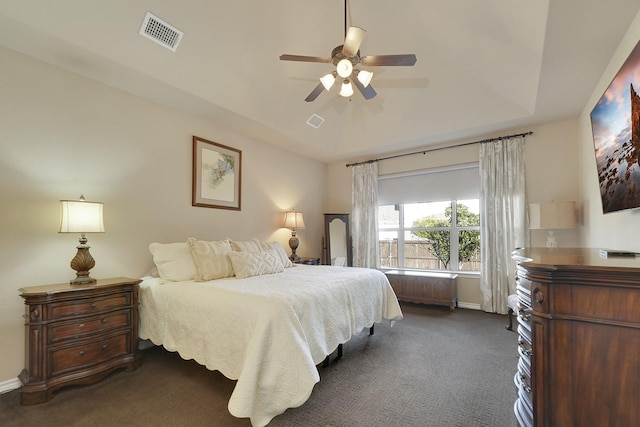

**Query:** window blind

left=378, top=163, right=480, bottom=205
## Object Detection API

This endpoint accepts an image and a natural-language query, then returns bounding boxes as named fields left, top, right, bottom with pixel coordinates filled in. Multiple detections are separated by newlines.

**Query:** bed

left=139, top=239, right=403, bottom=427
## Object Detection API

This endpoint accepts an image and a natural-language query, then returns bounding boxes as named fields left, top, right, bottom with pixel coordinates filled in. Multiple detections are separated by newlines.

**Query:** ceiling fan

left=279, top=1, right=417, bottom=102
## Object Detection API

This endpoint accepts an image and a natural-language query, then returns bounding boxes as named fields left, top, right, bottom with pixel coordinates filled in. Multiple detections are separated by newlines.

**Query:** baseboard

left=0, top=377, right=21, bottom=394
left=457, top=302, right=481, bottom=310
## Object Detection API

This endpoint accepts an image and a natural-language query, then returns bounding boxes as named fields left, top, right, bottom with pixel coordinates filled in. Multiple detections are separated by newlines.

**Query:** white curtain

left=351, top=162, right=380, bottom=268
left=479, top=136, right=528, bottom=314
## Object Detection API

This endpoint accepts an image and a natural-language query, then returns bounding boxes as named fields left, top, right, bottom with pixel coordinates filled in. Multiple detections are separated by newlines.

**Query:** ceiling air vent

left=139, top=12, right=183, bottom=52
left=306, top=113, right=325, bottom=129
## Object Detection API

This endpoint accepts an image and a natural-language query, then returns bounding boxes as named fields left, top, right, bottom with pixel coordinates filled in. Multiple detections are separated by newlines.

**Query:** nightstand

left=18, top=277, right=142, bottom=405
left=294, top=257, right=321, bottom=265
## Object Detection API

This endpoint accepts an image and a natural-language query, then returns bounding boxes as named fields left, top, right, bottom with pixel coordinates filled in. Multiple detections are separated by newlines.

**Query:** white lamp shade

left=339, top=80, right=354, bottom=97
left=357, top=70, right=373, bottom=87
left=529, top=201, right=576, bottom=230
left=320, top=73, right=336, bottom=91
left=336, top=59, right=353, bottom=78
left=283, top=210, right=305, bottom=230
left=59, top=200, right=105, bottom=233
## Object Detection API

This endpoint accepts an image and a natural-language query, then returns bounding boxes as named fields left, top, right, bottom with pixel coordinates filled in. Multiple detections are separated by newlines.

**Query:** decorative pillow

left=187, top=238, right=234, bottom=281
left=259, top=241, right=293, bottom=268
left=229, top=239, right=263, bottom=253
left=148, top=242, right=197, bottom=281
left=227, top=249, right=285, bottom=279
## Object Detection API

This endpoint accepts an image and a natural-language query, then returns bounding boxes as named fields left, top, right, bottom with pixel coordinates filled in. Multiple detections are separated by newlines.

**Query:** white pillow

left=148, top=242, right=196, bottom=282
left=259, top=241, right=293, bottom=268
left=229, top=239, right=263, bottom=253
left=187, top=238, right=235, bottom=281
left=227, top=249, right=284, bottom=279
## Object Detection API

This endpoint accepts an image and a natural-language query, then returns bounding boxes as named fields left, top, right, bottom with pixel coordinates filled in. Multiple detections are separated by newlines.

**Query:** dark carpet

left=0, top=304, right=518, bottom=427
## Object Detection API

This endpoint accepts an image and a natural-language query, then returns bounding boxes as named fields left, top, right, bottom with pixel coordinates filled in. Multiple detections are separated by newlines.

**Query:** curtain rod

left=345, top=131, right=533, bottom=168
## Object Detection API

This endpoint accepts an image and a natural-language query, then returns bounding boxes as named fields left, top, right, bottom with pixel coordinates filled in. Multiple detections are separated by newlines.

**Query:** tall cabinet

left=512, top=248, right=640, bottom=427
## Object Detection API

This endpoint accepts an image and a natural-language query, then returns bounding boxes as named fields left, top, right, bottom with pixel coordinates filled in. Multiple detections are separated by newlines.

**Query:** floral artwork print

left=207, top=154, right=235, bottom=190
left=193, top=136, right=241, bottom=210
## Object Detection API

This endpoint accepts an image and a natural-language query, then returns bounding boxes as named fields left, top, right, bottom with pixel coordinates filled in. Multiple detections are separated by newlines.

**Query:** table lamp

left=283, top=209, right=305, bottom=262
left=529, top=201, right=576, bottom=248
left=59, top=195, right=105, bottom=284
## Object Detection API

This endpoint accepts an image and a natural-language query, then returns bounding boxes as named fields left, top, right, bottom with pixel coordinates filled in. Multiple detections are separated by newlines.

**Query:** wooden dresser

left=512, top=248, right=640, bottom=426
left=18, top=277, right=142, bottom=405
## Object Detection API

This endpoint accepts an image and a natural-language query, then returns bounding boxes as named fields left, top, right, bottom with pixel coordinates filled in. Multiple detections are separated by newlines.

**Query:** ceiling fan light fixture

left=336, top=59, right=353, bottom=78
left=320, top=73, right=336, bottom=91
left=339, top=80, right=354, bottom=97
left=357, top=70, right=373, bottom=87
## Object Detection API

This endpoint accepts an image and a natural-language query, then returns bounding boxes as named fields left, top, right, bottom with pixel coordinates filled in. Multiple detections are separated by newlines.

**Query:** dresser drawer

left=50, top=332, right=129, bottom=377
left=49, top=292, right=131, bottom=319
left=516, top=358, right=533, bottom=412
left=49, top=309, right=131, bottom=343
left=515, top=391, right=534, bottom=427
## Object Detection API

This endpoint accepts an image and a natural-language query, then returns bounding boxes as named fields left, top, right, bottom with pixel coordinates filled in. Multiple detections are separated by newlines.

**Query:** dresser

left=18, top=277, right=142, bottom=405
left=512, top=248, right=640, bottom=427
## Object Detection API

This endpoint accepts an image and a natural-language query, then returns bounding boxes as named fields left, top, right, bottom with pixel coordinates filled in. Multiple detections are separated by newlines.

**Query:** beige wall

left=579, top=10, right=640, bottom=250
left=327, top=117, right=582, bottom=308
left=0, top=47, right=326, bottom=385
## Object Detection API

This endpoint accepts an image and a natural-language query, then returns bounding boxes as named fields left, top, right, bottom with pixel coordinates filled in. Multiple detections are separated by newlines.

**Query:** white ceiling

left=1, top=0, right=639, bottom=163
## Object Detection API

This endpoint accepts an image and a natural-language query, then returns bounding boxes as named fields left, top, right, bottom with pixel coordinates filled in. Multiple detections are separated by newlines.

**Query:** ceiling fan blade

left=280, top=54, right=331, bottom=63
left=342, top=26, right=367, bottom=56
left=304, top=83, right=325, bottom=102
left=360, top=54, right=417, bottom=67
left=352, top=76, right=377, bottom=100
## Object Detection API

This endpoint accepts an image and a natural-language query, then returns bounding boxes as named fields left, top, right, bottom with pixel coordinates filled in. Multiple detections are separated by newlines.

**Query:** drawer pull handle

left=520, top=374, right=532, bottom=393
left=90, top=303, right=97, bottom=308
left=101, top=318, right=108, bottom=324
left=101, top=344, right=109, bottom=350
left=519, top=312, right=531, bottom=322
left=533, top=288, right=545, bottom=305
left=79, top=351, right=85, bottom=357
left=78, top=323, right=85, bottom=329
left=518, top=341, right=532, bottom=356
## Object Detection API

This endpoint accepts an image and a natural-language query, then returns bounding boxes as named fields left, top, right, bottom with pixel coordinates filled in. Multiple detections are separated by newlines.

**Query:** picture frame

left=192, top=136, right=242, bottom=210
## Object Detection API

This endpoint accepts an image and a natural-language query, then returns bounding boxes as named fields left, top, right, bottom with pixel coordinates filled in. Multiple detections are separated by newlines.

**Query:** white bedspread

left=139, top=265, right=402, bottom=426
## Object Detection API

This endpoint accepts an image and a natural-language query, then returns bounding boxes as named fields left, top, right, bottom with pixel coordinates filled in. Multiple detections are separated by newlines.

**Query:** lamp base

left=70, top=244, right=97, bottom=285
left=70, top=275, right=97, bottom=285
left=289, top=235, right=300, bottom=263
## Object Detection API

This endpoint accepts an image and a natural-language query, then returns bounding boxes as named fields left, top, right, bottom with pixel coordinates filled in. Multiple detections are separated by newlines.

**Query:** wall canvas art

left=590, top=39, right=640, bottom=214
left=192, top=136, right=242, bottom=210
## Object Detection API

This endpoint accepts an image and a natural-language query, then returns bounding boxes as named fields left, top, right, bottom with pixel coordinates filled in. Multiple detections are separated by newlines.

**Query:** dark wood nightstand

left=294, top=257, right=321, bottom=265
left=18, top=277, right=142, bottom=405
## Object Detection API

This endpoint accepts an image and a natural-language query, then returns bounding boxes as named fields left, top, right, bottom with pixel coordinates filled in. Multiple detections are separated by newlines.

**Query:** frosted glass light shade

left=336, top=59, right=353, bottom=78
left=320, top=73, right=336, bottom=91
left=59, top=200, right=105, bottom=233
left=283, top=210, right=305, bottom=230
left=357, top=70, right=373, bottom=87
left=339, top=80, right=354, bottom=97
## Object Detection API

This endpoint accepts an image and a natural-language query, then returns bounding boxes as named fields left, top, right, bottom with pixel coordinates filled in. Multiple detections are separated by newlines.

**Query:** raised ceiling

left=1, top=0, right=639, bottom=162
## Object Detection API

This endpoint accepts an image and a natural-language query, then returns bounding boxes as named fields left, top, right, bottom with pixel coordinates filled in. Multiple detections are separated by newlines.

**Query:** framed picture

left=192, top=136, right=242, bottom=210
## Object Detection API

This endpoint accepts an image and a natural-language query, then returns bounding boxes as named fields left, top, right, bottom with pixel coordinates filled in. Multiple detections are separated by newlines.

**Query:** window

left=379, top=199, right=481, bottom=272
left=378, top=163, right=481, bottom=273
